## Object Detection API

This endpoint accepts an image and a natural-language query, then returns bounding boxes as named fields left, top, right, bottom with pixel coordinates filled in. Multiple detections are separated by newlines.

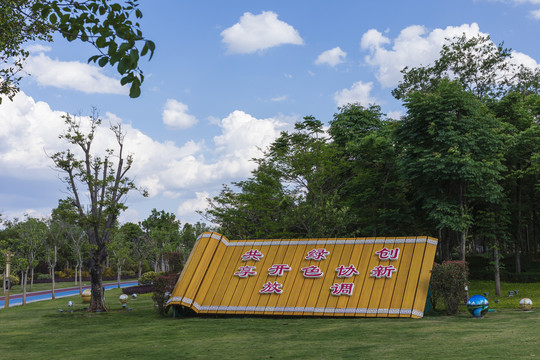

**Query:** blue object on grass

left=467, top=295, right=489, bottom=318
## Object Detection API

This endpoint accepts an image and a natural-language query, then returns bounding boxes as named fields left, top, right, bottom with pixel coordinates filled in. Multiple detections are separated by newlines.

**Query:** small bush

left=123, top=270, right=136, bottom=278
left=37, top=273, right=51, bottom=280
left=431, top=260, right=469, bottom=315
left=139, top=271, right=159, bottom=285
left=63, top=269, right=76, bottom=277
left=102, top=267, right=116, bottom=278
left=6, top=275, right=20, bottom=288
left=122, top=284, right=154, bottom=295
left=152, top=274, right=179, bottom=315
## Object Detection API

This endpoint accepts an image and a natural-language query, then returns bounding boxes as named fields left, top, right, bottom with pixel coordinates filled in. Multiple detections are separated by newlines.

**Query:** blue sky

left=1, top=0, right=539, bottom=226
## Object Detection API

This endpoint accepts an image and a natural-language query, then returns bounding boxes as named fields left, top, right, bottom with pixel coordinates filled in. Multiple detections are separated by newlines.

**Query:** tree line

left=201, top=35, right=540, bottom=295
left=0, top=206, right=209, bottom=305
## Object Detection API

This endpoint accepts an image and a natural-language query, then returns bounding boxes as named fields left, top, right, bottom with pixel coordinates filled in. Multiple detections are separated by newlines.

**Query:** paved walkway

left=0, top=280, right=138, bottom=309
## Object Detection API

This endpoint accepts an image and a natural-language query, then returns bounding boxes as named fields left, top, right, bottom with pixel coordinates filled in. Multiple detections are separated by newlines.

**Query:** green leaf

left=49, top=13, right=58, bottom=24
left=129, top=49, right=139, bottom=64
left=129, top=82, right=141, bottom=98
left=88, top=55, right=100, bottom=63
left=118, top=58, right=129, bottom=74
left=98, top=57, right=109, bottom=67
left=96, top=37, right=107, bottom=48
left=146, top=40, right=155, bottom=60
left=120, top=75, right=131, bottom=86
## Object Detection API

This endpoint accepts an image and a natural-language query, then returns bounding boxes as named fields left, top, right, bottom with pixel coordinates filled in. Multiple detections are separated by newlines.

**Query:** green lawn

left=0, top=281, right=538, bottom=360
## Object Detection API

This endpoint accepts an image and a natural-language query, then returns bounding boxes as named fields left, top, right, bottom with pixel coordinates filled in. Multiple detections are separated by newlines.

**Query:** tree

left=329, top=104, right=412, bottom=236
left=15, top=216, right=47, bottom=304
left=202, top=161, right=295, bottom=239
left=265, top=117, right=354, bottom=237
left=109, top=225, right=132, bottom=288
left=65, top=223, right=88, bottom=293
left=203, top=117, right=355, bottom=239
left=0, top=0, right=155, bottom=102
left=44, top=216, right=66, bottom=300
left=393, top=34, right=515, bottom=101
left=395, top=80, right=505, bottom=261
left=120, top=222, right=148, bottom=283
left=141, top=209, right=181, bottom=272
left=50, top=110, right=146, bottom=312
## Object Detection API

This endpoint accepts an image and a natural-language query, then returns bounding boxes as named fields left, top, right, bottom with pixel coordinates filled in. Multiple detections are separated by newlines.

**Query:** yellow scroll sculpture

left=167, top=232, right=437, bottom=318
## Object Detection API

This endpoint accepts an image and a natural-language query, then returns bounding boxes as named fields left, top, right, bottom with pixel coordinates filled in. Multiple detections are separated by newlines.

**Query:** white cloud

left=25, top=44, right=52, bottom=53
left=177, top=192, right=210, bottom=216
left=0, top=92, right=292, bottom=223
left=271, top=95, right=288, bottom=102
left=315, top=47, right=347, bottom=67
left=531, top=8, right=540, bottom=18
left=361, top=23, right=486, bottom=87
left=221, top=11, right=303, bottom=54
left=510, top=0, right=540, bottom=4
left=24, top=53, right=127, bottom=94
left=162, top=99, right=198, bottom=129
left=0, top=92, right=67, bottom=178
left=334, top=81, right=376, bottom=107
left=509, top=51, right=539, bottom=68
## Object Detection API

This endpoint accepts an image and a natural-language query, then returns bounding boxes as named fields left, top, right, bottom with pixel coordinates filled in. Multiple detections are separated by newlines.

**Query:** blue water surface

left=0, top=281, right=138, bottom=309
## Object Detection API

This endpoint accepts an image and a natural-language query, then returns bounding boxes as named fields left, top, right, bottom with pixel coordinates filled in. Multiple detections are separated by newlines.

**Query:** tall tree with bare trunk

left=50, top=110, right=146, bottom=312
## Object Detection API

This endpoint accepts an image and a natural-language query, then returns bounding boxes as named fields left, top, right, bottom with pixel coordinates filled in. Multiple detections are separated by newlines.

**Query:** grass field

left=1, top=281, right=539, bottom=360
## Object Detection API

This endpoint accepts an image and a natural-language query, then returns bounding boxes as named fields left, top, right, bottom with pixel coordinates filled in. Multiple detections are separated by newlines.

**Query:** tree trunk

left=22, top=269, right=28, bottom=306
left=89, top=263, right=107, bottom=312
left=74, top=263, right=79, bottom=285
left=494, top=245, right=501, bottom=296
left=138, top=261, right=142, bottom=285
left=117, top=264, right=122, bottom=288
left=515, top=241, right=522, bottom=274
left=460, top=231, right=466, bottom=262
left=78, top=263, right=82, bottom=295
left=516, top=180, right=522, bottom=273
left=30, top=267, right=34, bottom=291
left=51, top=266, right=56, bottom=300
left=88, top=241, right=108, bottom=312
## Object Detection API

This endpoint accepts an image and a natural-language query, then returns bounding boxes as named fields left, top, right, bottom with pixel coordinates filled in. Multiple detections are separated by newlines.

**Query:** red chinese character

left=330, top=283, right=355, bottom=296
left=242, top=249, right=264, bottom=261
left=305, top=248, right=330, bottom=261
left=370, top=265, right=397, bottom=278
left=375, top=247, right=400, bottom=260
left=234, top=265, right=257, bottom=278
left=259, top=281, right=283, bottom=294
left=301, top=265, right=324, bottom=278
left=335, top=264, right=360, bottom=278
left=268, top=264, right=292, bottom=276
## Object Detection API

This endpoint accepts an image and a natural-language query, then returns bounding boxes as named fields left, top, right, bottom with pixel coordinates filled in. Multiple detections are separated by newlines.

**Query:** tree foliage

left=393, top=34, right=514, bottom=101
left=0, top=0, right=155, bottom=101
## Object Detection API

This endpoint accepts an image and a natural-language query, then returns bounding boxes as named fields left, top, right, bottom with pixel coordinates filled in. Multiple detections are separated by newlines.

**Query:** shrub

left=122, top=284, right=154, bottom=295
left=102, top=267, right=116, bottom=278
left=123, top=270, right=136, bottom=278
left=431, top=260, right=469, bottom=315
left=2, top=275, right=20, bottom=289
left=63, top=268, right=76, bottom=277
left=152, top=273, right=179, bottom=315
left=139, top=271, right=159, bottom=285
left=37, top=273, right=51, bottom=280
